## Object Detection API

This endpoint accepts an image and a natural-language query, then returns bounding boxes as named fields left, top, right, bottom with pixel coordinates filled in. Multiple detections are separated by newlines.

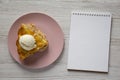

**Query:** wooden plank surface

left=0, top=0, right=120, bottom=80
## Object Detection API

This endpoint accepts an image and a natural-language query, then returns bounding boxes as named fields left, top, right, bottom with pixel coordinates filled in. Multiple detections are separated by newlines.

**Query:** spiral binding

left=72, top=12, right=111, bottom=17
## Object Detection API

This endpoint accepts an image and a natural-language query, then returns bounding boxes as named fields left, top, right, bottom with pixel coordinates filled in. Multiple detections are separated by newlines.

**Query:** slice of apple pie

left=16, top=24, right=48, bottom=60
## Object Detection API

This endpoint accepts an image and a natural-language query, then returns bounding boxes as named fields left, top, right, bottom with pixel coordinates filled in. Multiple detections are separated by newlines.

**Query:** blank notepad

left=67, top=11, right=112, bottom=72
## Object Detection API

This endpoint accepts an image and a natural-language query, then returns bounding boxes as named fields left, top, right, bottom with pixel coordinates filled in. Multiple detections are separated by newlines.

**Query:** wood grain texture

left=0, top=0, right=120, bottom=80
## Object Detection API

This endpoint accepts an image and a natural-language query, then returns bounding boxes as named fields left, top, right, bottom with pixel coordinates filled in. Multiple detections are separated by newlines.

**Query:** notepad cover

left=67, top=11, right=112, bottom=72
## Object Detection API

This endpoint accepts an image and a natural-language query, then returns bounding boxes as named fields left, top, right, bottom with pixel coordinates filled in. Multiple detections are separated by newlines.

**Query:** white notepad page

left=67, top=11, right=112, bottom=72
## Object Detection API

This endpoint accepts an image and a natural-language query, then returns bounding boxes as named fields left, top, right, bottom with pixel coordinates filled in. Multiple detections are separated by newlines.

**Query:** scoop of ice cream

left=19, top=34, right=36, bottom=51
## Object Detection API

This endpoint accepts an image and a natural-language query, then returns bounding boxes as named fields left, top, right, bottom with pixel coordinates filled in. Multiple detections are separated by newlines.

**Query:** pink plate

left=8, top=13, right=64, bottom=69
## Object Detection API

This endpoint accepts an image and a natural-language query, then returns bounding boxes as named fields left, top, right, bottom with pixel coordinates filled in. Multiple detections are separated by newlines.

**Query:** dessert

left=19, top=34, right=37, bottom=51
left=16, top=24, right=48, bottom=60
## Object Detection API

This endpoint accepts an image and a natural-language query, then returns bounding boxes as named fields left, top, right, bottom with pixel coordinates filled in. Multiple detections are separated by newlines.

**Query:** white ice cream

left=19, top=34, right=36, bottom=51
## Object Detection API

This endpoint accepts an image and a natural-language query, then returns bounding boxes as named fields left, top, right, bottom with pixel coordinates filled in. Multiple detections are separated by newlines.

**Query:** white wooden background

left=0, top=0, right=120, bottom=80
